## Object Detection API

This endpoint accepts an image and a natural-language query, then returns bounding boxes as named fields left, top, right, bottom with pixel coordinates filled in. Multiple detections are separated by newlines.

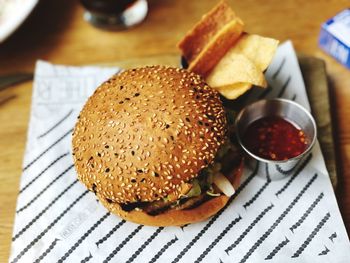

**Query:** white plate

left=0, top=0, right=38, bottom=43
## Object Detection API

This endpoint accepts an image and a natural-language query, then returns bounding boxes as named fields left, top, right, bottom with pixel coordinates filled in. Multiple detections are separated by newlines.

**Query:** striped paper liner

left=8, top=41, right=350, bottom=263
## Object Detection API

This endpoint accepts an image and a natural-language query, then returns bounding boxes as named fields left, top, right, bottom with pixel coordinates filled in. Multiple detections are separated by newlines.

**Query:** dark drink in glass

left=80, top=0, right=148, bottom=29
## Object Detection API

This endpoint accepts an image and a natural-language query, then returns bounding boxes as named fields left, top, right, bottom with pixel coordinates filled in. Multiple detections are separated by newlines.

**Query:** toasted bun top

left=72, top=66, right=227, bottom=203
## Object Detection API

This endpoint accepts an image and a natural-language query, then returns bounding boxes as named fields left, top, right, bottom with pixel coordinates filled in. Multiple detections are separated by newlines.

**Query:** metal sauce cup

left=235, top=98, right=317, bottom=180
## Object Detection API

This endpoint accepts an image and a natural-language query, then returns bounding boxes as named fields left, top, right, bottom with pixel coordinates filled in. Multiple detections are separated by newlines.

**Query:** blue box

left=319, top=9, right=350, bottom=69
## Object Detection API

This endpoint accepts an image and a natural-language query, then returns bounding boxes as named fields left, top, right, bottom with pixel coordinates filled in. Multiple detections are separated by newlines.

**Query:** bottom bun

left=97, top=160, right=243, bottom=226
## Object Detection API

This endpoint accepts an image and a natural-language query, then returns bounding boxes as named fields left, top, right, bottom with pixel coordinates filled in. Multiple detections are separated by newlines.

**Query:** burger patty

left=118, top=140, right=241, bottom=216
left=120, top=192, right=213, bottom=216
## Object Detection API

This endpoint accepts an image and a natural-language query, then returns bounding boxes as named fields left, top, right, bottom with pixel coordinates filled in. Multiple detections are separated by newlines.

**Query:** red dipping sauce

left=242, top=116, right=308, bottom=161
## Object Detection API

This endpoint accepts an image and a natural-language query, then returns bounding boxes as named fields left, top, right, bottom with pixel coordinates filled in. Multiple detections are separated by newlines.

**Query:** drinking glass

left=81, top=0, right=148, bottom=30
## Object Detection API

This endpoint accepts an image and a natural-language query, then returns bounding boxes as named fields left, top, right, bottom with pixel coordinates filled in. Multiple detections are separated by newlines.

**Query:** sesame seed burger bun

left=72, top=65, right=242, bottom=226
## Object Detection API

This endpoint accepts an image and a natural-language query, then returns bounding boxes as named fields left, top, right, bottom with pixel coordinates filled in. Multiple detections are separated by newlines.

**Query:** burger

left=72, top=66, right=243, bottom=226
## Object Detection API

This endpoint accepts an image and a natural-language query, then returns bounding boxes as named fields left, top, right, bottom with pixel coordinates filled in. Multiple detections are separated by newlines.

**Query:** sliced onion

left=206, top=190, right=221, bottom=197
left=213, top=172, right=235, bottom=197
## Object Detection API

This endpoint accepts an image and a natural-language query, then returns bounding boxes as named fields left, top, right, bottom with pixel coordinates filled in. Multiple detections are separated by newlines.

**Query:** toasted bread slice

left=178, top=0, right=243, bottom=76
left=189, top=18, right=244, bottom=77
left=178, top=0, right=236, bottom=62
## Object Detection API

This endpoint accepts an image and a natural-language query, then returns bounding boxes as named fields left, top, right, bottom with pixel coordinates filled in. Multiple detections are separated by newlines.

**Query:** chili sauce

left=242, top=116, right=308, bottom=161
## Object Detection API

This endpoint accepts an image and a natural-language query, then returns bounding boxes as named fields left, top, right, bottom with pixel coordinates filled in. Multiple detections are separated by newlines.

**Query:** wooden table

left=0, top=0, right=349, bottom=261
